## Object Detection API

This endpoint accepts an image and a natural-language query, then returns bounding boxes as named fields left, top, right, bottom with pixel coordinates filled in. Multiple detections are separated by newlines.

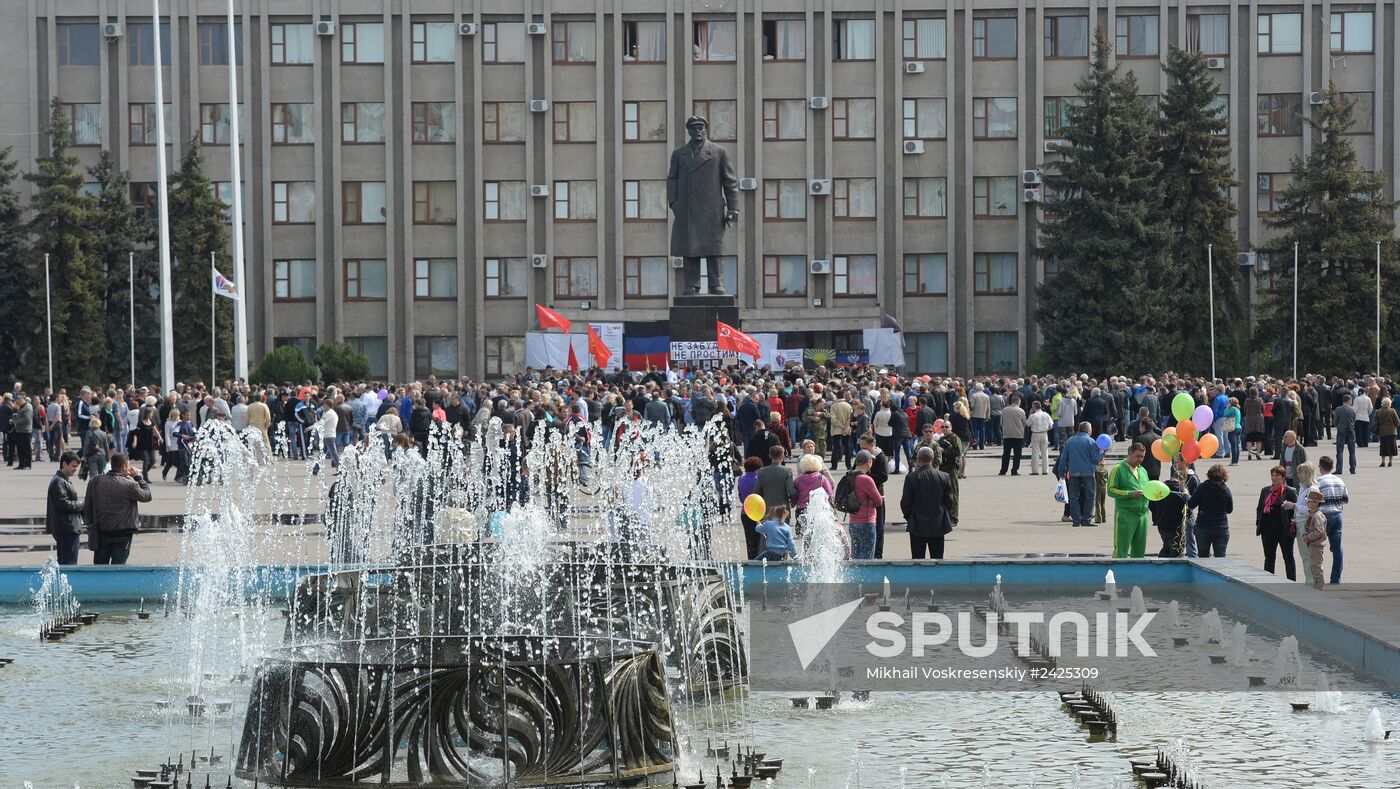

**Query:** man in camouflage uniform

left=802, top=399, right=830, bottom=458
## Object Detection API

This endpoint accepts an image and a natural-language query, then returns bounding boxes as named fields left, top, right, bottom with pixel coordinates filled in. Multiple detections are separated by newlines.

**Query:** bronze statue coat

left=666, top=139, right=739, bottom=258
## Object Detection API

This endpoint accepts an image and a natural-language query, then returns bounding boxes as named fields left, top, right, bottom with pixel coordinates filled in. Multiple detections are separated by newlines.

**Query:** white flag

left=212, top=268, right=240, bottom=300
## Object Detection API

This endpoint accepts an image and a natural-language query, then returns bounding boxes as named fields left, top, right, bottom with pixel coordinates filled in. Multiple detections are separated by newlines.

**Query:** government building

left=2, top=1, right=1394, bottom=379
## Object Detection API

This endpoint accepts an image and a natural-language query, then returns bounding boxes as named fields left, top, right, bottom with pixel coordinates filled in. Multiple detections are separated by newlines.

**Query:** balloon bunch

left=1151, top=393, right=1219, bottom=468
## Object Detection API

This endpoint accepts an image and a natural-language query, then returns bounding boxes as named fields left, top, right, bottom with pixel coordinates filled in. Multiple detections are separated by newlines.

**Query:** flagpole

left=129, top=251, right=136, bottom=386
left=151, top=0, right=176, bottom=394
left=225, top=0, right=249, bottom=382
left=1292, top=241, right=1298, bottom=380
left=1207, top=243, right=1216, bottom=381
left=1377, top=241, right=1383, bottom=374
left=211, top=250, right=217, bottom=384
left=44, top=253, right=53, bottom=393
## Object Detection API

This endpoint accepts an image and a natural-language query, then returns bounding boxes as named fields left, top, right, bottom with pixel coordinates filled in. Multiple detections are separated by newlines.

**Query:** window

left=342, top=182, right=386, bottom=224
left=200, top=103, right=243, bottom=145
left=1044, top=16, right=1089, bottom=58
left=974, top=332, right=1018, bottom=374
left=974, top=177, right=1017, bottom=217
left=270, top=23, right=314, bottom=64
left=902, top=98, right=946, bottom=139
left=483, top=102, right=528, bottom=143
left=623, top=21, right=666, bottom=62
left=904, top=333, right=949, bottom=374
left=1187, top=15, right=1228, bottom=55
left=833, top=19, right=875, bottom=60
left=273, top=259, right=316, bottom=301
left=834, top=179, right=877, bottom=219
left=1256, top=173, right=1291, bottom=214
left=903, top=254, right=947, bottom=295
left=271, top=103, right=315, bottom=144
left=275, top=337, right=316, bottom=362
left=411, top=21, right=455, bottom=63
left=554, top=181, right=598, bottom=221
left=691, top=100, right=737, bottom=141
left=1115, top=15, right=1158, bottom=57
left=1256, top=94, right=1303, bottom=136
left=199, top=22, right=243, bottom=65
left=902, top=178, right=947, bottom=218
left=1344, top=93, right=1374, bottom=133
left=485, top=258, right=527, bottom=298
left=1044, top=97, right=1080, bottom=138
left=693, top=20, right=737, bottom=62
left=624, top=257, right=669, bottom=297
left=344, top=259, right=388, bottom=300
left=341, top=22, right=385, bottom=64
left=623, top=101, right=667, bottom=141
left=129, top=183, right=158, bottom=217
left=973, top=18, right=1016, bottom=59
left=213, top=182, right=247, bottom=223
left=411, top=102, right=456, bottom=143
left=414, top=337, right=458, bottom=378
left=763, top=180, right=807, bottom=219
left=1330, top=12, right=1373, bottom=54
left=555, top=257, right=599, bottom=299
left=763, top=100, right=807, bottom=140
left=413, top=182, right=456, bottom=224
left=1043, top=257, right=1065, bottom=277
left=61, top=104, right=102, bottom=145
left=762, top=19, right=805, bottom=60
left=414, top=259, right=457, bottom=299
left=973, top=98, right=1017, bottom=139
left=346, top=336, right=388, bottom=377
left=552, top=20, right=596, bottom=63
left=833, top=255, right=877, bottom=296
left=485, top=336, right=525, bottom=377
left=128, top=104, right=171, bottom=145
left=1257, top=13, right=1302, bottom=54
left=273, top=182, right=316, bottom=223
left=1207, top=95, right=1229, bottom=130
left=341, top=102, right=385, bottom=143
left=484, top=182, right=527, bottom=221
left=902, top=18, right=946, bottom=59
left=56, top=23, right=100, bottom=66
left=128, top=22, right=171, bottom=66
left=552, top=102, right=597, bottom=142
left=974, top=254, right=1017, bottom=294
left=763, top=256, right=807, bottom=297
left=483, top=22, right=525, bottom=63
left=624, top=180, right=667, bottom=220
left=832, top=98, right=876, bottom=139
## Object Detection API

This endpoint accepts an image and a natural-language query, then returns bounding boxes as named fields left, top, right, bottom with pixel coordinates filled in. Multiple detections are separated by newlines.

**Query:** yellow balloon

left=743, top=493, right=767, bottom=522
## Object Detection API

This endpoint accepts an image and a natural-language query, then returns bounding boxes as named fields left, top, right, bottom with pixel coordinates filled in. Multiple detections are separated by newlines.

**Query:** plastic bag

left=1054, top=479, right=1067, bottom=503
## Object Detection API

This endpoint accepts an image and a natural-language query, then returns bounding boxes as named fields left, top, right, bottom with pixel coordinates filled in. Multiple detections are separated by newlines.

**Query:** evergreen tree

left=1257, top=85, right=1399, bottom=375
left=167, top=137, right=234, bottom=384
left=0, top=147, right=33, bottom=383
left=87, top=151, right=157, bottom=385
left=1157, top=47, right=1242, bottom=373
left=24, top=99, right=106, bottom=391
left=315, top=341, right=372, bottom=383
left=1035, top=29, right=1172, bottom=374
left=251, top=346, right=318, bottom=386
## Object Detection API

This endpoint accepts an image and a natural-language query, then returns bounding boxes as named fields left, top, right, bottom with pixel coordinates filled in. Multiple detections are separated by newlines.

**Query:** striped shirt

left=1315, top=473, right=1349, bottom=514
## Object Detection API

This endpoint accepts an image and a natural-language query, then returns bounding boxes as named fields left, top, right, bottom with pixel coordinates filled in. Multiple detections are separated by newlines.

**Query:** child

left=1301, top=489, right=1327, bottom=590
left=1094, top=458, right=1110, bottom=524
left=755, top=505, right=796, bottom=561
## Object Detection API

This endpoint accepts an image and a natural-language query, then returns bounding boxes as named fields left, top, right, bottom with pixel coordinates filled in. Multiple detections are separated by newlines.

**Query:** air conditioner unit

left=904, top=61, right=926, bottom=74
left=809, top=96, right=830, bottom=110
left=315, top=20, right=336, bottom=36
left=670, top=257, right=685, bottom=269
left=530, top=184, right=550, bottom=198
left=531, top=255, right=548, bottom=268
left=1237, top=251, right=1257, bottom=268
left=102, top=22, right=123, bottom=39
left=528, top=99, right=549, bottom=113
left=458, top=22, right=478, bottom=37
left=580, top=301, right=591, bottom=311
left=903, top=140, right=925, bottom=155
left=1043, top=139, right=1065, bottom=153
left=809, top=179, right=832, bottom=195
left=1023, top=188, right=1042, bottom=204
left=1022, top=169, right=1042, bottom=186
left=526, top=22, right=548, bottom=36
left=1205, top=57, right=1226, bottom=70
left=738, top=177, right=758, bottom=191
left=809, top=259, right=831, bottom=275
left=1309, top=91, right=1325, bottom=105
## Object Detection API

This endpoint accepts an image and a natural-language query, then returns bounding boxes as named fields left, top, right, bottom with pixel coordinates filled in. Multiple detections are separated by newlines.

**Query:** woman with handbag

left=1254, top=465, right=1297, bottom=579
left=127, top=406, right=162, bottom=484
left=1224, top=397, right=1243, bottom=466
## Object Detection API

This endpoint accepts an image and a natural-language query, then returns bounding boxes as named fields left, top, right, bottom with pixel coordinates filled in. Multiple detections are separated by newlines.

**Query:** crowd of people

left=19, top=366, right=1388, bottom=583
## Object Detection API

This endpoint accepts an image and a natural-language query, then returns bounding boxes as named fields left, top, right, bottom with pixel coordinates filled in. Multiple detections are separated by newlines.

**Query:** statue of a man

left=666, top=115, right=739, bottom=295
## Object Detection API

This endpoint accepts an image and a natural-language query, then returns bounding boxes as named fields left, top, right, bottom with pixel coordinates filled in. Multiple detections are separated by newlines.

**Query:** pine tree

left=1035, top=28, right=1173, bottom=374
left=87, top=151, right=157, bottom=385
left=0, top=146, right=34, bottom=383
left=1257, top=84, right=1399, bottom=375
left=167, top=138, right=234, bottom=384
left=1157, top=47, right=1242, bottom=373
left=25, top=98, right=106, bottom=391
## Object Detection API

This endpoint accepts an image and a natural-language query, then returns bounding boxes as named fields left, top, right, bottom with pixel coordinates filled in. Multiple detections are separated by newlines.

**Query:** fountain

left=1227, top=623, right=1249, bottom=667
left=1199, top=609, right=1224, bottom=645
left=1314, top=673, right=1344, bottom=714
left=33, top=557, right=82, bottom=640
left=1363, top=708, right=1390, bottom=742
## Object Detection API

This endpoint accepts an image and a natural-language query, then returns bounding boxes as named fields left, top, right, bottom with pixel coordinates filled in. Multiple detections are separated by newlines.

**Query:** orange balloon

left=1151, top=439, right=1172, bottom=462
left=1181, top=440, right=1201, bottom=464
left=1176, top=419, right=1196, bottom=443
left=1163, top=426, right=1175, bottom=437
left=1198, top=433, right=1219, bottom=458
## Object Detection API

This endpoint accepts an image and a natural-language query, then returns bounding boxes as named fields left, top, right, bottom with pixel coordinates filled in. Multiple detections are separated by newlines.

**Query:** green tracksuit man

left=1108, top=446, right=1150, bottom=558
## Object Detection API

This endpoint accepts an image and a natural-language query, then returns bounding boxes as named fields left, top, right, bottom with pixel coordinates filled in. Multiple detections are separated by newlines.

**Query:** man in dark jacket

left=900, top=446, right=954, bottom=559
left=46, top=451, right=85, bottom=565
left=10, top=394, right=34, bottom=469
left=82, top=454, right=152, bottom=565
left=755, top=445, right=796, bottom=513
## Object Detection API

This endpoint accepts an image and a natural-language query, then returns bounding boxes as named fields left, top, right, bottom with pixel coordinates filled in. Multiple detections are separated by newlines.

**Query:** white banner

left=774, top=348, right=804, bottom=367
left=589, top=322, right=623, bottom=372
left=863, top=328, right=906, bottom=366
left=669, top=340, right=720, bottom=361
left=525, top=333, right=569, bottom=369
left=751, top=333, right=779, bottom=366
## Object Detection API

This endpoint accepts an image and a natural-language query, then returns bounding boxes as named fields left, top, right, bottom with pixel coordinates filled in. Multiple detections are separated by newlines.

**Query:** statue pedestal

left=669, top=295, right=738, bottom=342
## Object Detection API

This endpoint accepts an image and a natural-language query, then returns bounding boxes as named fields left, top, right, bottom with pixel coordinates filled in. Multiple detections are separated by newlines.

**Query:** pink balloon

left=1192, top=404, right=1214, bottom=433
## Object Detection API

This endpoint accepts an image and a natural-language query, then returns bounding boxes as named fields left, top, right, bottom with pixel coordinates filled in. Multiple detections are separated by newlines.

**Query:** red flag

left=535, top=304, right=572, bottom=332
left=567, top=341, right=580, bottom=372
left=588, top=324, right=612, bottom=369
left=716, top=320, right=761, bottom=360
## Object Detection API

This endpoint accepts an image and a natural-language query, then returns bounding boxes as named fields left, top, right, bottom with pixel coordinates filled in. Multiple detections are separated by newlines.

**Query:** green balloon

left=1144, top=480, right=1171, bottom=502
left=1171, top=392, right=1195, bottom=422
left=1162, top=434, right=1181, bottom=454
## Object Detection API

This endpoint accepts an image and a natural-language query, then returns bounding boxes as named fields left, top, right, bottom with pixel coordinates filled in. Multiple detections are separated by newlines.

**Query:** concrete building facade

left=3, top=0, right=1396, bottom=380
